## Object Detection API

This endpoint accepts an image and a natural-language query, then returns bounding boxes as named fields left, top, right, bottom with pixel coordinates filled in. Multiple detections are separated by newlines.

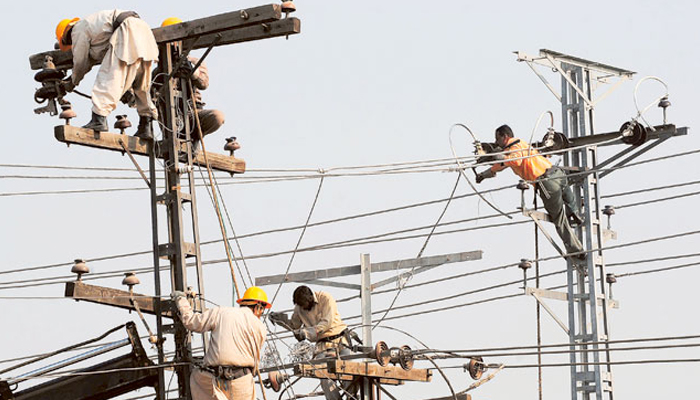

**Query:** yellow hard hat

left=237, top=286, right=272, bottom=309
left=56, top=18, right=80, bottom=52
left=161, top=17, right=183, bottom=27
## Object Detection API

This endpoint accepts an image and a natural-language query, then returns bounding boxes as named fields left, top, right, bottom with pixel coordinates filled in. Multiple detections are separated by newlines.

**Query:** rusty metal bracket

left=130, top=294, right=157, bottom=345
left=118, top=138, right=151, bottom=188
left=186, top=34, right=222, bottom=82
left=530, top=290, right=570, bottom=335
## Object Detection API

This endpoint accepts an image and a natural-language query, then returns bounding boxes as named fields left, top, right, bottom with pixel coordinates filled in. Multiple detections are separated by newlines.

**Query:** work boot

left=134, top=116, right=153, bottom=140
left=82, top=112, right=108, bottom=132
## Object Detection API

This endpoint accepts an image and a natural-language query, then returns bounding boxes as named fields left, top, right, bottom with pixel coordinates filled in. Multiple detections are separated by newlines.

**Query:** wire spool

left=466, top=356, right=486, bottom=380
left=375, top=340, right=390, bottom=366
left=619, top=121, right=648, bottom=146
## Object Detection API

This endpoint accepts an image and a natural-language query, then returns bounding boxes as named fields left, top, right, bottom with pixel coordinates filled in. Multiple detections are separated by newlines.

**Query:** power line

left=426, top=333, right=700, bottom=355
left=607, top=252, right=700, bottom=267
left=602, top=179, right=700, bottom=199
left=2, top=167, right=698, bottom=290
left=437, top=358, right=700, bottom=370
left=2, top=147, right=698, bottom=198
left=616, top=190, right=700, bottom=209
left=2, top=146, right=696, bottom=281
left=354, top=257, right=700, bottom=324
left=0, top=184, right=515, bottom=277
left=0, top=164, right=136, bottom=171
left=424, top=342, right=700, bottom=359
left=1, top=215, right=698, bottom=293
left=615, top=261, right=700, bottom=278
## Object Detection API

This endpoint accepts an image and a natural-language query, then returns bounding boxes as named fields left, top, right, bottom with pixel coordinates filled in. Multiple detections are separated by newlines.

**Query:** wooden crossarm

left=29, top=5, right=299, bottom=70
left=54, top=125, right=246, bottom=174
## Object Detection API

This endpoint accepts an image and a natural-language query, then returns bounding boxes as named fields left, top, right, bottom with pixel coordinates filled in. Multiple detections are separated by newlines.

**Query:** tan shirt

left=188, top=56, right=209, bottom=105
left=289, top=291, right=347, bottom=340
left=176, top=297, right=266, bottom=368
left=71, top=9, right=158, bottom=85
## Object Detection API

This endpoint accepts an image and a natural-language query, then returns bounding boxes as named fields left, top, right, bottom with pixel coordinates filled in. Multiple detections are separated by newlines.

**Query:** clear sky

left=2, top=1, right=699, bottom=399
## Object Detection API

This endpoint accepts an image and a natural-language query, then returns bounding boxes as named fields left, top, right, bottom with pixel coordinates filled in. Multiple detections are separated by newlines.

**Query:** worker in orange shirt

left=476, top=124, right=585, bottom=260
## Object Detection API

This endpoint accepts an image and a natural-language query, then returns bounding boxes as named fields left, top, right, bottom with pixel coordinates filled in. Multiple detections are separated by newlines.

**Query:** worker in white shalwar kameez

left=55, top=10, right=159, bottom=138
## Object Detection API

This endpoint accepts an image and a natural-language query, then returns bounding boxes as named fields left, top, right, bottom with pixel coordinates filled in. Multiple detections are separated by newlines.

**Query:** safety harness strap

left=113, top=11, right=140, bottom=31
left=200, top=365, right=252, bottom=381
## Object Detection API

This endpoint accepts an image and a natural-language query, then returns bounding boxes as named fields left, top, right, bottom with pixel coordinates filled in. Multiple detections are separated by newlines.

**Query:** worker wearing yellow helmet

left=173, top=286, right=270, bottom=399
left=161, top=17, right=182, bottom=27
left=55, top=10, right=159, bottom=138
left=149, top=17, right=226, bottom=155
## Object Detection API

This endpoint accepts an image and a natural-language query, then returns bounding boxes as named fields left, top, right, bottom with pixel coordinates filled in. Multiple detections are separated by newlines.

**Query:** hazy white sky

left=2, top=1, right=699, bottom=399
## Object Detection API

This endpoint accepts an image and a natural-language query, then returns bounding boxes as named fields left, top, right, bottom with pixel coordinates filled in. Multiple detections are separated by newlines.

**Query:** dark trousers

left=538, top=167, right=584, bottom=254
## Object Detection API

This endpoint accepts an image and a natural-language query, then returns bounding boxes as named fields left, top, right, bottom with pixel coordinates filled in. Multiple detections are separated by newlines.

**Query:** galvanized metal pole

left=360, top=253, right=372, bottom=346
left=360, top=253, right=372, bottom=400
left=560, top=62, right=613, bottom=400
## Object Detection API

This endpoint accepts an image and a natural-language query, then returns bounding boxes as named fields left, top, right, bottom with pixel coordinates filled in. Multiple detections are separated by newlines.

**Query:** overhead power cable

left=1, top=218, right=698, bottom=292
left=0, top=183, right=514, bottom=277
left=2, top=147, right=698, bottom=197
left=607, top=252, right=700, bottom=267
left=601, top=179, right=700, bottom=199
left=615, top=190, right=700, bottom=210
left=426, top=333, right=700, bottom=355
left=2, top=156, right=698, bottom=288
left=369, top=262, right=700, bottom=324
left=437, top=358, right=700, bottom=371
left=425, top=342, right=700, bottom=359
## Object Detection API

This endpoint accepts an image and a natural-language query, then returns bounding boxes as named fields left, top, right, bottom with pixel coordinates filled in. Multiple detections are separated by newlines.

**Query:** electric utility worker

left=55, top=10, right=158, bottom=138
left=153, top=18, right=226, bottom=151
left=475, top=124, right=586, bottom=260
left=269, top=286, right=357, bottom=400
left=173, top=286, right=270, bottom=400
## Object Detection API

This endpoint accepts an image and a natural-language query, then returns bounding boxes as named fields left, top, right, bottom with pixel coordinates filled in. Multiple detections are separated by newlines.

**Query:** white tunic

left=70, top=9, right=158, bottom=86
